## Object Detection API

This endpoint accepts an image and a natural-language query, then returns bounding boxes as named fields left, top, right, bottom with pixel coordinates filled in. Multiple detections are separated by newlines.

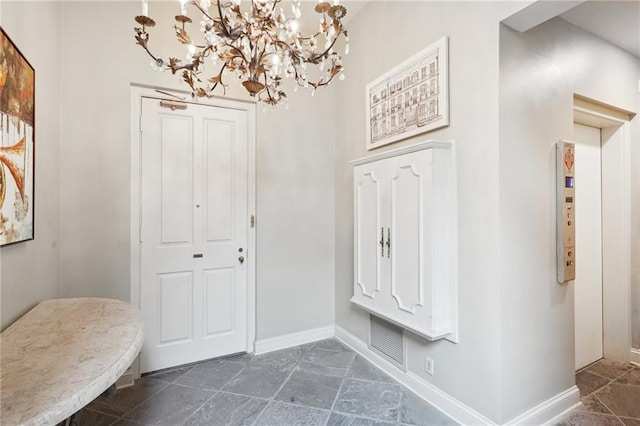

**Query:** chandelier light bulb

left=133, top=0, right=349, bottom=105
left=288, top=19, right=299, bottom=33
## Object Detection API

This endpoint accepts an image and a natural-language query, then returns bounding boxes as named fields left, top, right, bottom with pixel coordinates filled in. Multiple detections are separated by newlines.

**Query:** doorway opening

left=572, top=94, right=635, bottom=371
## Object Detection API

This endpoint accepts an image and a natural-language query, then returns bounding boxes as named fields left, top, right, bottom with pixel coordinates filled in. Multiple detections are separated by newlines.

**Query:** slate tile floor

left=73, top=339, right=458, bottom=426
left=555, top=359, right=640, bottom=426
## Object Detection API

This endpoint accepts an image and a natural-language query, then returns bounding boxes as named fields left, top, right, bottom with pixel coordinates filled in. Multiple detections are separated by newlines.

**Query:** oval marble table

left=0, top=298, right=144, bottom=426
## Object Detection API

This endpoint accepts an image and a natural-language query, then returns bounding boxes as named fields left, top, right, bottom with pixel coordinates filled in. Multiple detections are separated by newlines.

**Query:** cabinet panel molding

left=351, top=141, right=458, bottom=342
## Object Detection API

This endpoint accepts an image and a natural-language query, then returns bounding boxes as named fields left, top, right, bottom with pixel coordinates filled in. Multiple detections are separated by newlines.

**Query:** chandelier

left=134, top=0, right=349, bottom=105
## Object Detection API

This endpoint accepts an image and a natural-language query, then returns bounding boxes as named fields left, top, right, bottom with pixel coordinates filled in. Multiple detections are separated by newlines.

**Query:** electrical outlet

left=425, top=357, right=434, bottom=375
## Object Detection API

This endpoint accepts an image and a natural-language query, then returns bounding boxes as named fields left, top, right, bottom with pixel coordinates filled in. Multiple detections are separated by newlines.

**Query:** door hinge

left=250, top=215, right=255, bottom=228
left=139, top=226, right=143, bottom=243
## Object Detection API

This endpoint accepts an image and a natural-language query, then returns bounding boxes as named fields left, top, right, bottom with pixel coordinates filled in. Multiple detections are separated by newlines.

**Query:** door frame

left=130, top=85, right=257, bottom=377
left=572, top=94, right=635, bottom=364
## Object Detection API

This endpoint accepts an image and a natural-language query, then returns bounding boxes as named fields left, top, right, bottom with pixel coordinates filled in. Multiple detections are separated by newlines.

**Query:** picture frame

left=366, top=36, right=449, bottom=150
left=1, top=27, right=35, bottom=246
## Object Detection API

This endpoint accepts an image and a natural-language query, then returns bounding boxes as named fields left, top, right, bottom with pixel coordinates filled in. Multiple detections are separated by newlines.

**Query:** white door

left=573, top=122, right=603, bottom=370
left=140, top=98, right=249, bottom=373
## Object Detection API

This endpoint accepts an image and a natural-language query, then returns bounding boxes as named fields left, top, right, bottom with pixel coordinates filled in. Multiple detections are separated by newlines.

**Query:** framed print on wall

left=0, top=28, right=35, bottom=246
left=366, top=36, right=449, bottom=150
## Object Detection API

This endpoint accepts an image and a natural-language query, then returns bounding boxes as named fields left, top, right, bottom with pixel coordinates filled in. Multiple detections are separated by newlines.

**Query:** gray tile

left=333, top=378, right=401, bottom=422
left=72, top=409, right=119, bottom=426
left=145, top=366, right=192, bottom=383
left=112, top=420, right=145, bottom=426
left=347, top=356, right=395, bottom=384
left=585, top=359, right=633, bottom=380
left=554, top=411, right=623, bottom=426
left=254, top=401, right=330, bottom=426
left=298, top=348, right=357, bottom=377
left=595, top=384, right=640, bottom=418
left=400, top=391, right=458, bottom=426
left=579, top=395, right=613, bottom=415
left=219, top=352, right=254, bottom=366
left=87, top=378, right=168, bottom=417
left=314, top=339, right=352, bottom=353
left=222, top=366, right=292, bottom=398
left=275, top=370, right=343, bottom=409
left=175, top=360, right=245, bottom=390
left=327, top=412, right=396, bottom=425
left=576, top=370, right=610, bottom=396
left=249, top=346, right=310, bottom=371
left=615, top=368, right=640, bottom=386
left=184, top=392, right=268, bottom=426
left=124, top=384, right=214, bottom=425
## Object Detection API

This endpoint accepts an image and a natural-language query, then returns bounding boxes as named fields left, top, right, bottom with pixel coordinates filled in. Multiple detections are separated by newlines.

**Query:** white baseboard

left=334, top=325, right=497, bottom=426
left=335, top=325, right=580, bottom=426
left=631, top=348, right=640, bottom=366
left=254, top=325, right=335, bottom=355
left=505, top=386, right=580, bottom=426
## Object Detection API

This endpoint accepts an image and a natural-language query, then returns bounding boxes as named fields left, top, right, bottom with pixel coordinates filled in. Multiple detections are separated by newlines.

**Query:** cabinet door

left=353, top=161, right=386, bottom=303
left=387, top=150, right=433, bottom=327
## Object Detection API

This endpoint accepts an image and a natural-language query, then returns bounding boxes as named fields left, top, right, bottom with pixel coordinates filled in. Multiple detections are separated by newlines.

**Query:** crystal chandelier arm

left=216, top=0, right=232, bottom=37
left=190, top=2, right=217, bottom=24
left=134, top=27, right=162, bottom=64
left=308, top=30, right=346, bottom=64
left=222, top=42, right=250, bottom=64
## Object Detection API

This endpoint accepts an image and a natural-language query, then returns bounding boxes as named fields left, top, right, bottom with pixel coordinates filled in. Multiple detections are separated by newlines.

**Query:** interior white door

left=573, top=122, right=603, bottom=370
left=140, top=98, right=248, bottom=373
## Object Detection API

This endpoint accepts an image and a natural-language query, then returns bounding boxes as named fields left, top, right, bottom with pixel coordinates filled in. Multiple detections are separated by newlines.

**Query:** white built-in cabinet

left=351, top=141, right=458, bottom=341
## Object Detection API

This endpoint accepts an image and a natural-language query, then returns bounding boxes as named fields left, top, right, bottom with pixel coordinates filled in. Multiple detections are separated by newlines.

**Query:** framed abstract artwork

left=0, top=28, right=35, bottom=246
left=366, top=36, right=449, bottom=150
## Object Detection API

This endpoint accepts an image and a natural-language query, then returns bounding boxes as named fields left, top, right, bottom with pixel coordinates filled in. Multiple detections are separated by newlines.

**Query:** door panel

left=203, top=268, right=234, bottom=335
left=140, top=98, right=248, bottom=373
left=390, top=163, right=422, bottom=312
left=204, top=118, right=234, bottom=242
left=159, top=272, right=193, bottom=343
left=573, top=122, right=603, bottom=370
left=388, top=150, right=429, bottom=318
left=160, top=116, right=193, bottom=244
left=354, top=165, right=384, bottom=299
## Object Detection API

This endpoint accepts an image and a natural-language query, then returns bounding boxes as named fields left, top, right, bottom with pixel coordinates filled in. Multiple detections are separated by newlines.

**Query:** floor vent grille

left=369, top=314, right=405, bottom=369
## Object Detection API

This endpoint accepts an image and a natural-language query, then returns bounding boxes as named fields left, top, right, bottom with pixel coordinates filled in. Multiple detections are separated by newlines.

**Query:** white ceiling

left=298, top=1, right=639, bottom=59
left=560, top=1, right=640, bottom=58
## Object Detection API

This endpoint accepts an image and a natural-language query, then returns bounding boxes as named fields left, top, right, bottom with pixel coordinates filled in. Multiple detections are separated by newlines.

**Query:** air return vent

left=369, top=314, right=405, bottom=369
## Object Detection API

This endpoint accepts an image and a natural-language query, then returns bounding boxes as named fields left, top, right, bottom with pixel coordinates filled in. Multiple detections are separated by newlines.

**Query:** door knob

left=238, top=256, right=245, bottom=264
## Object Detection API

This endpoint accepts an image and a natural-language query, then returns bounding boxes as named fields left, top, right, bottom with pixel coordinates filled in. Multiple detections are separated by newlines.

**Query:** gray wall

left=0, top=1, right=335, bottom=338
left=499, top=17, right=639, bottom=420
left=634, top=88, right=640, bottom=350
left=56, top=1, right=335, bottom=340
left=333, top=2, right=525, bottom=422
left=334, top=2, right=639, bottom=423
left=1, top=2, right=62, bottom=329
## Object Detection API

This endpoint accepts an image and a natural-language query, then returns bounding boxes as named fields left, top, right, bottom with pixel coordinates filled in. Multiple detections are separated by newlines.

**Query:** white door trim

left=130, top=85, right=257, bottom=376
left=573, top=96, right=633, bottom=363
